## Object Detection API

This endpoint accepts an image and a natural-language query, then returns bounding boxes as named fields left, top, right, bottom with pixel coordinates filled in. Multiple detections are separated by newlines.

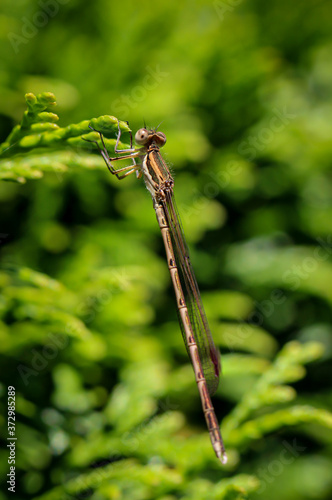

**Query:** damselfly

left=85, top=121, right=227, bottom=463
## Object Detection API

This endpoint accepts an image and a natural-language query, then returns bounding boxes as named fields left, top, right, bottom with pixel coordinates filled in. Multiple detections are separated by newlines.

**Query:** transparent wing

left=163, top=191, right=221, bottom=395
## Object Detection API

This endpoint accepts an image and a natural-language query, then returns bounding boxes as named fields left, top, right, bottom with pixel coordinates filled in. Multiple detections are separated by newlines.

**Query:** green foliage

left=1, top=94, right=331, bottom=500
left=0, top=92, right=130, bottom=182
left=223, top=341, right=329, bottom=447
left=1, top=1, right=332, bottom=499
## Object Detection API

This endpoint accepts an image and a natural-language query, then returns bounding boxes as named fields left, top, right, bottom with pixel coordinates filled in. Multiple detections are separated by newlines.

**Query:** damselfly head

left=135, top=128, right=167, bottom=147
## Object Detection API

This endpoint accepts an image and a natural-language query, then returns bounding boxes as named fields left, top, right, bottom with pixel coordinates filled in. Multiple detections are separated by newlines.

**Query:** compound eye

left=135, top=128, right=149, bottom=145
left=155, top=132, right=166, bottom=146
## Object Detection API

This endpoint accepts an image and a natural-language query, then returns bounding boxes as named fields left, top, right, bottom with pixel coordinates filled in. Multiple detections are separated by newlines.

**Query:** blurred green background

left=1, top=0, right=332, bottom=499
